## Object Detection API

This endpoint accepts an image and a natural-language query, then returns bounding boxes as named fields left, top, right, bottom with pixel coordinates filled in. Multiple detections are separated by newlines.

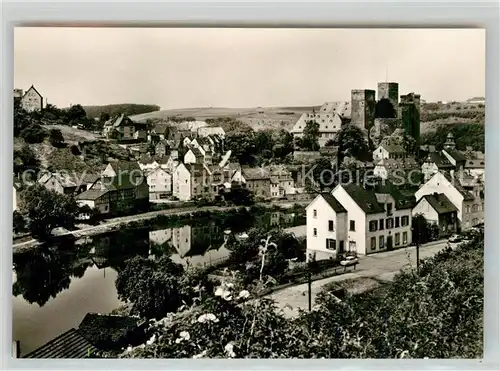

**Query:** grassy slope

left=130, top=106, right=319, bottom=131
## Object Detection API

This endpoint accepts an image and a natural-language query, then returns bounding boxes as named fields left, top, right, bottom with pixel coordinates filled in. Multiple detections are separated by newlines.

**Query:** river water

left=12, top=209, right=305, bottom=356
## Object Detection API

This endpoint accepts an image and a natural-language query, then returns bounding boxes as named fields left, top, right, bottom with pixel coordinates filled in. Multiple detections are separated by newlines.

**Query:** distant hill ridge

left=83, top=104, right=161, bottom=119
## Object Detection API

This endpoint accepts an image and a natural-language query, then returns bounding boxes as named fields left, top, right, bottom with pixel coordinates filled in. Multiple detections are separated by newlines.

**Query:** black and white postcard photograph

left=11, top=27, right=485, bottom=359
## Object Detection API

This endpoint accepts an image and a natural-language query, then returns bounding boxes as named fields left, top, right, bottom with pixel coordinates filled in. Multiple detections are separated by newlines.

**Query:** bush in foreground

left=113, top=234, right=483, bottom=359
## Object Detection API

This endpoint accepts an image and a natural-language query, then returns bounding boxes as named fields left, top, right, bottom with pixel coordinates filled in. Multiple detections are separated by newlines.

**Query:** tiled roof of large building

left=443, top=148, right=467, bottom=163
left=23, top=328, right=97, bottom=359
left=426, top=152, right=454, bottom=168
left=422, top=193, right=458, bottom=215
left=291, top=101, right=351, bottom=134
left=342, top=184, right=386, bottom=214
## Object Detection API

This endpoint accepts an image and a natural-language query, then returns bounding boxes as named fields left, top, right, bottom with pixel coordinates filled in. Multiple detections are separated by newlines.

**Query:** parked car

left=448, top=234, right=462, bottom=243
left=340, top=255, right=359, bottom=267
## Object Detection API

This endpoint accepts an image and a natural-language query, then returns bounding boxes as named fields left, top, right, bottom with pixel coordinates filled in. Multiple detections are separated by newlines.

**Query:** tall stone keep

left=399, top=92, right=421, bottom=150
left=377, top=82, right=399, bottom=113
left=351, top=89, right=376, bottom=130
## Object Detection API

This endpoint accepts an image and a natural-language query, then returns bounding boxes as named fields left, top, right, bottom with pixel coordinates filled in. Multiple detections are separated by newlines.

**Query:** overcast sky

left=14, top=27, right=485, bottom=109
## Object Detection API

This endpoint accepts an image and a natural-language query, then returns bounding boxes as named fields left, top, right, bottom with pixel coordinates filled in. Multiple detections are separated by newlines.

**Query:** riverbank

left=13, top=200, right=310, bottom=253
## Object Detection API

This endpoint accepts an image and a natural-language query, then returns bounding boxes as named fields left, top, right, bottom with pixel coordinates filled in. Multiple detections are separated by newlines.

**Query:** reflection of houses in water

left=149, top=228, right=173, bottom=246
left=149, top=225, right=230, bottom=268
left=90, top=229, right=150, bottom=270
left=269, top=212, right=295, bottom=227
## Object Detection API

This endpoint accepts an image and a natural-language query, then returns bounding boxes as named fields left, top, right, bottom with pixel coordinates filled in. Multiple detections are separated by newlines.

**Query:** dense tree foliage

left=296, top=121, right=320, bottom=151
left=412, top=214, right=440, bottom=244
left=20, top=123, right=47, bottom=144
left=225, top=129, right=294, bottom=166
left=117, top=232, right=483, bottom=359
left=334, top=124, right=371, bottom=162
left=115, top=256, right=213, bottom=319
left=48, top=128, right=65, bottom=147
left=18, top=184, right=79, bottom=239
left=13, top=145, right=40, bottom=177
left=421, top=124, right=484, bottom=152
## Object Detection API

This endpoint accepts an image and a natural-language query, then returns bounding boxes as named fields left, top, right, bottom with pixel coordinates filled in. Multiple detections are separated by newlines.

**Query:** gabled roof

left=78, top=313, right=143, bottom=351
left=242, top=167, right=271, bottom=180
left=23, top=328, right=97, bottom=358
left=464, top=159, right=485, bottom=169
left=376, top=157, right=418, bottom=169
left=421, top=193, right=458, bottom=215
left=426, top=152, right=454, bottom=168
left=106, top=173, right=144, bottom=191
left=441, top=172, right=475, bottom=201
left=321, top=193, right=347, bottom=213
left=379, top=143, right=406, bottom=154
left=443, top=148, right=467, bottom=163
left=367, top=180, right=415, bottom=210
left=76, top=189, right=109, bottom=201
left=186, top=146, right=204, bottom=158
left=22, top=85, right=43, bottom=100
left=341, top=184, right=385, bottom=214
left=153, top=123, right=169, bottom=135
left=39, top=172, right=98, bottom=189
left=108, top=161, right=142, bottom=174
left=291, top=101, right=350, bottom=133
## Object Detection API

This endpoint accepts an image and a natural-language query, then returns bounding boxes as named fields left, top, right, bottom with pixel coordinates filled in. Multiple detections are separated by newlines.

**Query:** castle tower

left=399, top=92, right=421, bottom=152
left=351, top=89, right=376, bottom=130
left=377, top=82, right=399, bottom=113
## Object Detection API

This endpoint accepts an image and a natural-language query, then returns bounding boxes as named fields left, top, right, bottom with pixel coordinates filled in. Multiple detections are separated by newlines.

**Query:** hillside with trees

left=83, top=104, right=161, bottom=119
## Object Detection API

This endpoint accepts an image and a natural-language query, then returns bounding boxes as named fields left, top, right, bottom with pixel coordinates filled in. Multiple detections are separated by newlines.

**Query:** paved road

left=13, top=200, right=310, bottom=251
left=268, top=240, right=454, bottom=317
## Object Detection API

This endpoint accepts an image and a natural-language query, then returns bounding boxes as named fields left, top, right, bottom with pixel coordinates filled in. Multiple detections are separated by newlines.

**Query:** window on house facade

left=379, top=219, right=384, bottom=230
left=401, top=216, right=409, bottom=226
left=326, top=239, right=336, bottom=250
left=313, top=228, right=317, bottom=237
left=386, top=203, right=393, bottom=216
left=395, top=217, right=400, bottom=227
left=386, top=218, right=394, bottom=229
left=349, top=220, right=355, bottom=231
left=403, top=232, right=408, bottom=245
left=379, top=236, right=384, bottom=249
left=395, top=233, right=400, bottom=245
left=369, top=220, right=378, bottom=232
left=466, top=205, right=470, bottom=213
left=328, top=220, right=334, bottom=231
left=313, top=209, right=317, bottom=218
left=371, top=237, right=376, bottom=250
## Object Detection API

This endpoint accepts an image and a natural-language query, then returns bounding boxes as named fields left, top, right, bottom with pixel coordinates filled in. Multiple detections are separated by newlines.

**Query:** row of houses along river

left=12, top=209, right=305, bottom=356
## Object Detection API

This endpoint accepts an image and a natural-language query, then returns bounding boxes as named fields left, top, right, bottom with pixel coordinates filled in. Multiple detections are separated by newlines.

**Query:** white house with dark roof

left=331, top=183, right=413, bottom=257
left=291, top=101, right=351, bottom=147
left=306, top=193, right=348, bottom=261
left=306, top=182, right=413, bottom=260
left=373, top=143, right=407, bottom=162
left=415, top=171, right=483, bottom=230
left=412, top=193, right=458, bottom=237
